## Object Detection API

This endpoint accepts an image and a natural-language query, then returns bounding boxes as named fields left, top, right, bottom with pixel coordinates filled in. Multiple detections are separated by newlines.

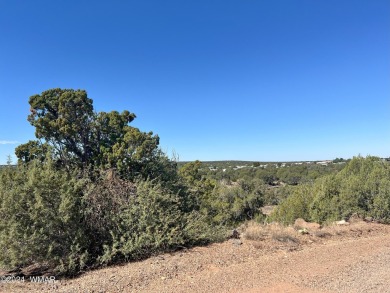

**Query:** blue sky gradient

left=1, top=0, right=389, bottom=163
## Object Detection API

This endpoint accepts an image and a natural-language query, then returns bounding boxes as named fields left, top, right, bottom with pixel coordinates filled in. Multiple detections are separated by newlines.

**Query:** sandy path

left=2, top=222, right=390, bottom=293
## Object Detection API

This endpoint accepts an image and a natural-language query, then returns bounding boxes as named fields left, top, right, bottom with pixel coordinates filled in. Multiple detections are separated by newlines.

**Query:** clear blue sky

left=1, top=0, right=389, bottom=163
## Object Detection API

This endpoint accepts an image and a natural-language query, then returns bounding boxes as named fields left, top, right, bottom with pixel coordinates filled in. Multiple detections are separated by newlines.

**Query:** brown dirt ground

left=2, top=220, right=390, bottom=293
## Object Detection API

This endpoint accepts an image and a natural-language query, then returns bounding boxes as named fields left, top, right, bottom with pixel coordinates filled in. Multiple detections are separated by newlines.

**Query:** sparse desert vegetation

left=1, top=0, right=389, bottom=291
left=1, top=89, right=390, bottom=293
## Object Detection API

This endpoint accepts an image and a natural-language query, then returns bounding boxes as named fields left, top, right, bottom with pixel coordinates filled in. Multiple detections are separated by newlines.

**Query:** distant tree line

left=271, top=156, right=390, bottom=224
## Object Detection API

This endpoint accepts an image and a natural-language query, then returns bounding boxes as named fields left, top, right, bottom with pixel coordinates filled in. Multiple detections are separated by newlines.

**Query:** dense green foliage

left=178, top=161, right=266, bottom=225
left=0, top=160, right=89, bottom=274
left=16, top=88, right=172, bottom=181
left=97, top=180, right=220, bottom=264
left=1, top=89, right=224, bottom=276
left=0, top=161, right=222, bottom=274
left=272, top=156, right=390, bottom=224
left=202, top=179, right=265, bottom=225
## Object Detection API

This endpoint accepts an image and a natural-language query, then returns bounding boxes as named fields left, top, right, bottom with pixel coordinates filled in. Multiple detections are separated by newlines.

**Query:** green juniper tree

left=16, top=88, right=173, bottom=181
left=1, top=88, right=220, bottom=276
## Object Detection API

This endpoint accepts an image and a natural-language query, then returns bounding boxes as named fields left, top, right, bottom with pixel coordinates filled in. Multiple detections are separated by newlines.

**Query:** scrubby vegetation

left=178, top=161, right=266, bottom=226
left=1, top=88, right=389, bottom=277
left=180, top=156, right=390, bottom=227
left=271, top=156, right=390, bottom=224
left=0, top=89, right=223, bottom=276
left=190, top=159, right=346, bottom=188
left=0, top=160, right=89, bottom=274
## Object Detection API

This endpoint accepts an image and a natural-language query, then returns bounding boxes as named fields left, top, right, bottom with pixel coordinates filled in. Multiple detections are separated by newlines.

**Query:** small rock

left=336, top=219, right=349, bottom=225
left=298, top=228, right=309, bottom=234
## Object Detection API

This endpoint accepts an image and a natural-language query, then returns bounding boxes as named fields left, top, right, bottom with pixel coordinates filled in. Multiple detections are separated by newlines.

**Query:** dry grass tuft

left=243, top=222, right=299, bottom=244
left=243, top=222, right=269, bottom=241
